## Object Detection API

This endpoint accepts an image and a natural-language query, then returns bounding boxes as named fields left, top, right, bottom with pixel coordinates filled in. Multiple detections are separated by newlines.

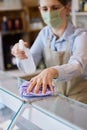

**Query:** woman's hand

left=27, top=68, right=58, bottom=94
left=11, top=42, right=29, bottom=59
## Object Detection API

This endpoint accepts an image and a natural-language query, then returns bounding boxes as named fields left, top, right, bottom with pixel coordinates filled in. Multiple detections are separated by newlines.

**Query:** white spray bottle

left=17, top=39, right=36, bottom=74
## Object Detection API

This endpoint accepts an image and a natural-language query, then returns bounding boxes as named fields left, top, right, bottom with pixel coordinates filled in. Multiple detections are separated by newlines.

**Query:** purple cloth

left=20, top=81, right=55, bottom=98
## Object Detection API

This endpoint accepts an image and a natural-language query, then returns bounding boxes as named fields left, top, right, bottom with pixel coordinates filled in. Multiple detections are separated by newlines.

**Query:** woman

left=11, top=0, right=87, bottom=103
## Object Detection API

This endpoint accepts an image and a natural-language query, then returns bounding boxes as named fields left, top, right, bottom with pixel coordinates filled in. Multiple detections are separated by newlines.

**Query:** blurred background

left=0, top=0, right=87, bottom=72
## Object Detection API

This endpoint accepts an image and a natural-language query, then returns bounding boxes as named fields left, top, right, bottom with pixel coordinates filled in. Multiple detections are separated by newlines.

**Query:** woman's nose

left=47, top=7, right=52, bottom=12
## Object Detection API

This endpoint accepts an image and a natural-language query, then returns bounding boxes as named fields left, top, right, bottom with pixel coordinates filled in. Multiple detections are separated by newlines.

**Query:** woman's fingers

left=27, top=77, right=42, bottom=94
left=26, top=68, right=58, bottom=94
left=49, top=82, right=54, bottom=92
left=24, top=42, right=29, bottom=47
left=12, top=49, right=27, bottom=59
left=34, top=79, right=42, bottom=93
left=14, top=49, right=27, bottom=59
left=42, top=81, right=47, bottom=94
left=11, top=42, right=29, bottom=59
left=17, top=50, right=27, bottom=59
left=27, top=79, right=37, bottom=93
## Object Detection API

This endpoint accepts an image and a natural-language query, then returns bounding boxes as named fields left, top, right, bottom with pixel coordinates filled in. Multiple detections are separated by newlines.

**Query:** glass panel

left=32, top=95, right=87, bottom=130
left=1, top=71, right=87, bottom=129
left=0, top=104, right=41, bottom=130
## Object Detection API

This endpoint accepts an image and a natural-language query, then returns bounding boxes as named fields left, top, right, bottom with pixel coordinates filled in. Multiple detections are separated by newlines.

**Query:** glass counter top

left=0, top=105, right=41, bottom=130
left=0, top=71, right=21, bottom=100
left=32, top=95, right=87, bottom=130
left=0, top=71, right=87, bottom=130
left=0, top=70, right=41, bottom=102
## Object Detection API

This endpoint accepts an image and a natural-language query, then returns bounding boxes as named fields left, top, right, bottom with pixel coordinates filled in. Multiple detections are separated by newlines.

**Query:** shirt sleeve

left=53, top=32, right=87, bottom=81
left=30, top=30, right=44, bottom=66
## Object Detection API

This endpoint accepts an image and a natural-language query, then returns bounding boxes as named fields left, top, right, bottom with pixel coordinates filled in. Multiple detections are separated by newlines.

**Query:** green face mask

left=41, top=10, right=63, bottom=28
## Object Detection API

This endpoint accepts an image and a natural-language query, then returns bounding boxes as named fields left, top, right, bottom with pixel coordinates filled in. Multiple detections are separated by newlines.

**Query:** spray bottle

left=17, top=39, right=36, bottom=74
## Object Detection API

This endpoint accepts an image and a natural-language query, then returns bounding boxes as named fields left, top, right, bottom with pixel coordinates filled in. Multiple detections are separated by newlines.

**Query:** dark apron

left=44, top=37, right=87, bottom=103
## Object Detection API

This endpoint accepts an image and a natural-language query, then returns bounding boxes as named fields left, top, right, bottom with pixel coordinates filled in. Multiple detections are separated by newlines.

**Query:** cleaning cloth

left=20, top=81, right=55, bottom=98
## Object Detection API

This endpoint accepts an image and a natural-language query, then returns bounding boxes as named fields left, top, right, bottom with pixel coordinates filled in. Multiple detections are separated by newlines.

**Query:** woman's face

left=39, top=0, right=70, bottom=19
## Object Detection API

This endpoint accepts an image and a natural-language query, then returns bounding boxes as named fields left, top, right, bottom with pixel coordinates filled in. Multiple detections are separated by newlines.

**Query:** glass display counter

left=32, top=95, right=87, bottom=130
left=0, top=71, right=87, bottom=130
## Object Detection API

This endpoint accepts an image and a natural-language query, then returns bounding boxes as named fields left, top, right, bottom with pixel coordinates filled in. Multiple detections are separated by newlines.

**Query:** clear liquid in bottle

left=17, top=39, right=36, bottom=74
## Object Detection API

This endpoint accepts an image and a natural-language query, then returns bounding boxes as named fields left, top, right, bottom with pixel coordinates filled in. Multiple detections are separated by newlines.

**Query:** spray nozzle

left=19, top=39, right=24, bottom=50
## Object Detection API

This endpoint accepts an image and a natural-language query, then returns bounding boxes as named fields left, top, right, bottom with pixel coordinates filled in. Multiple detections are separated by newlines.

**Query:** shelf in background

left=70, top=12, right=87, bottom=16
left=22, top=0, right=39, bottom=7
left=0, top=0, right=22, bottom=11
left=29, top=28, right=43, bottom=32
left=0, top=8, right=23, bottom=12
left=0, top=30, right=27, bottom=35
